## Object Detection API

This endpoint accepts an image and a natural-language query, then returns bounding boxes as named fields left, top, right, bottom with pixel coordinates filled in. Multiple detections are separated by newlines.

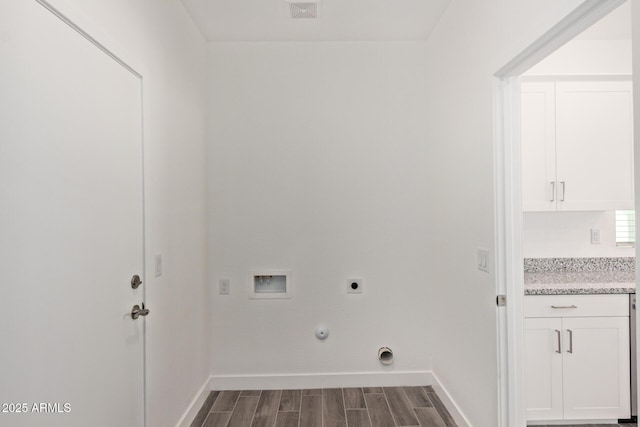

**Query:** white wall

left=421, top=1, right=582, bottom=425
left=207, top=42, right=434, bottom=381
left=44, top=1, right=210, bottom=426
left=525, top=39, right=631, bottom=76
left=523, top=211, right=635, bottom=258
left=525, top=1, right=631, bottom=76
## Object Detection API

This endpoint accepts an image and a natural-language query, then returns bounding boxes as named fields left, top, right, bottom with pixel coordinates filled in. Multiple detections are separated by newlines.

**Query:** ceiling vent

left=286, top=0, right=320, bottom=19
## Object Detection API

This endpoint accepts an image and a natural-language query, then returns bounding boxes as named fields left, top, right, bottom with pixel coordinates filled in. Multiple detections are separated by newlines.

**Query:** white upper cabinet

left=521, top=80, right=634, bottom=212
left=555, top=81, right=634, bottom=210
left=521, top=82, right=557, bottom=211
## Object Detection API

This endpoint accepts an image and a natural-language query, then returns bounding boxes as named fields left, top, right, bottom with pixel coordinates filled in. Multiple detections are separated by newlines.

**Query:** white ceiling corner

left=180, top=0, right=451, bottom=42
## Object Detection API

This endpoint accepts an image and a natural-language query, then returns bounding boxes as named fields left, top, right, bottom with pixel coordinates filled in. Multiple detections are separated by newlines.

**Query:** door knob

left=131, top=274, right=142, bottom=289
left=131, top=302, right=150, bottom=320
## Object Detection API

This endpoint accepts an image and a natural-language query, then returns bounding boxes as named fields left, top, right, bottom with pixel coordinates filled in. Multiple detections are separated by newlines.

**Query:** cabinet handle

left=550, top=181, right=555, bottom=202
left=555, top=329, right=561, bottom=353
left=560, top=181, right=566, bottom=202
left=567, top=329, right=573, bottom=353
left=550, top=305, right=577, bottom=309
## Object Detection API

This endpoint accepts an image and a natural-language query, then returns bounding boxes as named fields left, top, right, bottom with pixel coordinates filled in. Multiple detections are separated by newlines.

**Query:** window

left=616, top=210, right=636, bottom=246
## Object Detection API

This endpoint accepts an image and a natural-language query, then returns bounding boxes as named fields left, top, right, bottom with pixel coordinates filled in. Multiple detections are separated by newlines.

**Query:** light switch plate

left=590, top=228, right=601, bottom=245
left=477, top=249, right=489, bottom=273
left=219, top=278, right=230, bottom=295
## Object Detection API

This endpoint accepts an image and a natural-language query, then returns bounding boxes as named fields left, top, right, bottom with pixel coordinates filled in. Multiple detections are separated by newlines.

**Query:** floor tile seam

left=404, top=386, right=430, bottom=409
left=401, top=387, right=421, bottom=426
left=226, top=392, right=242, bottom=418
left=411, top=405, right=447, bottom=427
left=410, top=407, right=422, bottom=427
left=296, top=389, right=302, bottom=412
left=211, top=391, right=241, bottom=414
left=422, top=389, right=435, bottom=408
left=201, top=411, right=233, bottom=427
left=205, top=392, right=218, bottom=414
left=240, top=391, right=263, bottom=398
left=279, top=389, right=302, bottom=412
left=321, top=389, right=324, bottom=427
left=345, top=387, right=368, bottom=411
left=345, top=407, right=371, bottom=427
left=299, top=391, right=321, bottom=427
left=268, top=389, right=284, bottom=427
left=208, top=392, right=223, bottom=414
left=296, top=393, right=301, bottom=427
left=245, top=392, right=263, bottom=427
left=198, top=392, right=221, bottom=427
left=299, top=394, right=310, bottom=427
left=340, top=387, right=348, bottom=426
left=200, top=411, right=212, bottom=427
left=380, top=387, right=400, bottom=427
left=359, top=390, right=374, bottom=427
left=425, top=392, right=450, bottom=426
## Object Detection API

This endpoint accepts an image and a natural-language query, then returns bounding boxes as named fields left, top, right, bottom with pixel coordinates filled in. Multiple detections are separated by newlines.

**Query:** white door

left=524, top=317, right=564, bottom=420
left=0, top=1, right=145, bottom=426
left=555, top=80, right=634, bottom=211
left=562, top=316, right=630, bottom=420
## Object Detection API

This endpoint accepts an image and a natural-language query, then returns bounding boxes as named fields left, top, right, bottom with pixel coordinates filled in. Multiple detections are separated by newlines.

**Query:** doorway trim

left=493, top=1, right=628, bottom=426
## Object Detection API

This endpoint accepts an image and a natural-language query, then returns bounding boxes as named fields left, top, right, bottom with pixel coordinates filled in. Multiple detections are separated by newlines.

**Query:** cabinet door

left=562, top=316, right=630, bottom=420
left=524, top=318, right=564, bottom=420
left=521, top=81, right=557, bottom=211
left=555, top=81, right=634, bottom=211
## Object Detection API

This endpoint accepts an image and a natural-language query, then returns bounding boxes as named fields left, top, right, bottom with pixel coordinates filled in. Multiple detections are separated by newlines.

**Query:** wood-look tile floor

left=190, top=386, right=457, bottom=427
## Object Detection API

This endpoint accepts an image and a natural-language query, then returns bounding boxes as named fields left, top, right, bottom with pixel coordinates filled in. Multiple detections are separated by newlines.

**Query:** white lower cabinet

left=524, top=317, right=564, bottom=420
left=524, top=295, right=630, bottom=422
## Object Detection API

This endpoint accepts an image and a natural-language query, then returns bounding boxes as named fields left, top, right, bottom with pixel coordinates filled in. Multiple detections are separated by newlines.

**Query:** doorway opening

left=494, top=0, right=634, bottom=426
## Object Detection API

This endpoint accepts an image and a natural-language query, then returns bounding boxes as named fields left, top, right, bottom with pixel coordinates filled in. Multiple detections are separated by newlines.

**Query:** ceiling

left=180, top=0, right=451, bottom=42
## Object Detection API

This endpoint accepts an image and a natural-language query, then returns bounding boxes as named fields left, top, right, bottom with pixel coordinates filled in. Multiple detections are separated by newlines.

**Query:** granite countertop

left=524, top=257, right=636, bottom=295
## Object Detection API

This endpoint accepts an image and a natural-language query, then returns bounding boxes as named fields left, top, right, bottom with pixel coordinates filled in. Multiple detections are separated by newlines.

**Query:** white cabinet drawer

left=524, top=294, right=629, bottom=318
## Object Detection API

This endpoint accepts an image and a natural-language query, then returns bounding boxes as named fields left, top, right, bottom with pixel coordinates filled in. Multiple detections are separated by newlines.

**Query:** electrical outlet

left=219, top=278, right=230, bottom=295
left=477, top=249, right=489, bottom=273
left=347, top=278, right=363, bottom=294
left=591, top=228, right=601, bottom=245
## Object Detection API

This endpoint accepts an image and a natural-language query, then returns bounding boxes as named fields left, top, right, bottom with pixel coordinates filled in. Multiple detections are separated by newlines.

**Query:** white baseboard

left=174, top=376, right=214, bottom=427
left=210, top=371, right=432, bottom=390
left=177, top=371, right=470, bottom=427
left=430, top=372, right=472, bottom=427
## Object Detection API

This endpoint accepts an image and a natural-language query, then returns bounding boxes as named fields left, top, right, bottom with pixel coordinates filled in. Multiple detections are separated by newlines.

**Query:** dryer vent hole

left=378, top=347, right=393, bottom=365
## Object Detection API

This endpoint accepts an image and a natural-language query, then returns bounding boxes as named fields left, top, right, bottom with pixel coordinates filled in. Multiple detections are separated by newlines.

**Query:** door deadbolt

left=131, top=274, right=142, bottom=289
left=131, top=302, right=150, bottom=320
